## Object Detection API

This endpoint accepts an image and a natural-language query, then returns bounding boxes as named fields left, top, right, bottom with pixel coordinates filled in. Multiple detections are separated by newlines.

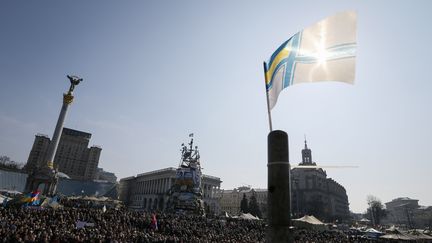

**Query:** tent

left=292, top=215, right=326, bottom=231
left=365, top=228, right=383, bottom=234
left=364, top=228, right=384, bottom=239
left=380, top=227, right=415, bottom=241
left=238, top=213, right=260, bottom=220
left=406, top=230, right=432, bottom=241
left=293, top=215, right=324, bottom=225
left=380, top=233, right=414, bottom=241
left=358, top=218, right=371, bottom=224
left=0, top=194, right=10, bottom=205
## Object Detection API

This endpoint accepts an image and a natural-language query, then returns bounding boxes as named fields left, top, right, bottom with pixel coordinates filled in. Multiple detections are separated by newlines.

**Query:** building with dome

left=291, top=140, right=350, bottom=221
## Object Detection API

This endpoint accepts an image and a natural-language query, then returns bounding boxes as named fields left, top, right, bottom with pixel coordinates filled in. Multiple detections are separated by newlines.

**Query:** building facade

left=385, top=197, right=432, bottom=228
left=220, top=141, right=350, bottom=222
left=291, top=140, right=350, bottom=221
left=0, top=169, right=116, bottom=198
left=219, top=186, right=267, bottom=217
left=119, top=167, right=222, bottom=215
left=25, top=128, right=102, bottom=180
left=96, top=168, right=117, bottom=183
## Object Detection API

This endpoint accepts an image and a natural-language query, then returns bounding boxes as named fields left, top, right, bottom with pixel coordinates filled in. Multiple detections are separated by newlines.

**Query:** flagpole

left=263, top=62, right=273, bottom=132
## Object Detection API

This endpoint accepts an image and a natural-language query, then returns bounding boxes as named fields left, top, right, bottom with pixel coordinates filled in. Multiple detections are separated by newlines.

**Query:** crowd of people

left=293, top=230, right=381, bottom=243
left=0, top=204, right=266, bottom=242
left=1, top=198, right=430, bottom=242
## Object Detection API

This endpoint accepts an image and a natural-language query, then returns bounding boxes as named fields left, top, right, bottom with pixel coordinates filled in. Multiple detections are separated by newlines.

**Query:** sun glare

left=316, top=48, right=329, bottom=64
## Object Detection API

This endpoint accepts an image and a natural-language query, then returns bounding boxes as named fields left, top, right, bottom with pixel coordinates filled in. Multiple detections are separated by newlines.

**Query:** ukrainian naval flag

left=265, top=11, right=357, bottom=110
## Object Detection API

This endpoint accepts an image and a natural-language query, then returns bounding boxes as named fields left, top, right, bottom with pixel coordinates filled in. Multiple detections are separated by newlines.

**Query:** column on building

left=143, top=181, right=146, bottom=194
left=161, top=178, right=164, bottom=193
left=144, top=181, right=147, bottom=194
left=159, top=178, right=162, bottom=193
left=155, top=179, right=158, bottom=194
left=138, top=181, right=141, bottom=194
left=151, top=180, right=154, bottom=194
left=148, top=180, right=151, bottom=194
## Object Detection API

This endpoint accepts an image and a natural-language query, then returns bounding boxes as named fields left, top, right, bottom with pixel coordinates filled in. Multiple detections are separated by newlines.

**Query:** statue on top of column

left=67, top=75, right=83, bottom=93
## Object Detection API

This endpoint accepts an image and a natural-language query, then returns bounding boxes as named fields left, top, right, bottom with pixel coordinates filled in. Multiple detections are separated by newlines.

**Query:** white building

left=119, top=167, right=222, bottom=214
left=384, top=197, right=432, bottom=228
left=219, top=186, right=267, bottom=217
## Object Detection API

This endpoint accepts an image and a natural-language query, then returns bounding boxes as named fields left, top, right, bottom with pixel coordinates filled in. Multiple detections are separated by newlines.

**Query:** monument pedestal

left=24, top=167, right=58, bottom=195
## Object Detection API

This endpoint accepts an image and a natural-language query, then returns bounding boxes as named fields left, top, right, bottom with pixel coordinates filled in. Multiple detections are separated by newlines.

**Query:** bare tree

left=0, top=155, right=24, bottom=171
left=366, top=195, right=387, bottom=225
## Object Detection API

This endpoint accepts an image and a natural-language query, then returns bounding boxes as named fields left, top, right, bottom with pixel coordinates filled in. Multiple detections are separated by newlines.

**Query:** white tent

left=0, top=194, right=8, bottom=204
left=238, top=213, right=260, bottom=220
left=293, top=215, right=324, bottom=225
left=358, top=218, right=371, bottom=224
left=365, top=228, right=383, bottom=234
left=364, top=228, right=384, bottom=239
left=292, top=215, right=326, bottom=231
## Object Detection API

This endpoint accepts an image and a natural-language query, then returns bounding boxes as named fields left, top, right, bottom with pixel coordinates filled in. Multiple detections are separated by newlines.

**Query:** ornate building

left=219, top=140, right=350, bottom=222
left=119, top=167, right=222, bottom=215
left=291, top=140, right=350, bottom=221
left=25, top=128, right=102, bottom=181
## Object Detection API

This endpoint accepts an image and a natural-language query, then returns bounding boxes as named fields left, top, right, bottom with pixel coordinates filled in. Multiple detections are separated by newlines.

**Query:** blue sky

left=1, top=0, right=431, bottom=213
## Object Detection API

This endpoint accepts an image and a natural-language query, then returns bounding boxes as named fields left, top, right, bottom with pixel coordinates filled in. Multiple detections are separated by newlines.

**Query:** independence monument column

left=24, top=75, right=82, bottom=195
left=45, top=75, right=82, bottom=170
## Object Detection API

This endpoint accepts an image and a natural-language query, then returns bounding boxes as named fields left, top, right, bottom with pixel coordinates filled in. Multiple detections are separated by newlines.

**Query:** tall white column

left=45, top=92, right=74, bottom=169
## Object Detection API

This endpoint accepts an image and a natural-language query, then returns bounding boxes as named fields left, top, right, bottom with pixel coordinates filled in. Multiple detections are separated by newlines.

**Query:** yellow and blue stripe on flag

left=265, top=11, right=357, bottom=110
